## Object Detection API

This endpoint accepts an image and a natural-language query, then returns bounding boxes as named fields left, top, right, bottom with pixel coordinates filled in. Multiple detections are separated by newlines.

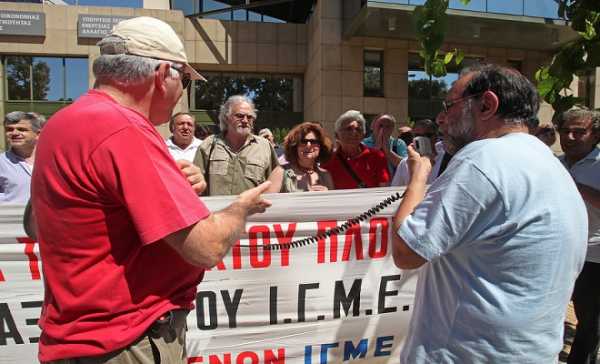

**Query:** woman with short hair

left=322, top=110, right=390, bottom=189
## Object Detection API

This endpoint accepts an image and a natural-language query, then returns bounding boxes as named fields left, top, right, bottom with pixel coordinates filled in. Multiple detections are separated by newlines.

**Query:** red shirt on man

left=322, top=144, right=390, bottom=189
left=32, top=90, right=210, bottom=362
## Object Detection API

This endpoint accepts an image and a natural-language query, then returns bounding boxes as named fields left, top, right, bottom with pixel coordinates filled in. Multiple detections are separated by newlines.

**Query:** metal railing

left=367, top=0, right=562, bottom=20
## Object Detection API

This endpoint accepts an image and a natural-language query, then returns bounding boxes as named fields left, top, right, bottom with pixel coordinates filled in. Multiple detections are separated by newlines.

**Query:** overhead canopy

left=187, top=0, right=317, bottom=24
left=345, top=2, right=579, bottom=51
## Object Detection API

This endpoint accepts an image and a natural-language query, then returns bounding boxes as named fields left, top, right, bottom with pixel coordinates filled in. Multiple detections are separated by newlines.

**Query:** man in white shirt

left=391, top=118, right=445, bottom=187
left=558, top=107, right=600, bottom=364
left=165, top=112, right=202, bottom=162
left=0, top=111, right=44, bottom=203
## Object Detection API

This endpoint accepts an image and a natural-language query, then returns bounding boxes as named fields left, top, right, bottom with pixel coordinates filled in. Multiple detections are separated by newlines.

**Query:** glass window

left=202, top=0, right=232, bottom=20
left=63, top=0, right=142, bottom=7
left=449, top=0, right=485, bottom=12
left=248, top=11, right=262, bottom=22
left=263, top=14, right=285, bottom=23
left=6, top=56, right=32, bottom=101
left=172, top=0, right=198, bottom=16
left=407, top=53, right=482, bottom=120
left=4, top=56, right=88, bottom=102
left=192, top=72, right=300, bottom=112
left=190, top=72, right=303, bottom=132
left=65, top=58, right=89, bottom=101
left=364, top=50, right=384, bottom=97
left=487, top=0, right=523, bottom=16
left=32, top=57, right=64, bottom=101
left=233, top=9, right=247, bottom=21
left=525, top=1, right=560, bottom=19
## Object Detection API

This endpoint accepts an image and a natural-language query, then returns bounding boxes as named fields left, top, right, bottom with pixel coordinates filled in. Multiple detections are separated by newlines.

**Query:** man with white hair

left=322, top=109, right=390, bottom=189
left=194, top=95, right=283, bottom=196
left=0, top=111, right=44, bottom=203
left=32, top=17, right=272, bottom=363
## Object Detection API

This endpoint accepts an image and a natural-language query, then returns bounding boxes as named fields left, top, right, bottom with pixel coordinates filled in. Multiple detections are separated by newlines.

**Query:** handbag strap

left=337, top=153, right=367, bottom=188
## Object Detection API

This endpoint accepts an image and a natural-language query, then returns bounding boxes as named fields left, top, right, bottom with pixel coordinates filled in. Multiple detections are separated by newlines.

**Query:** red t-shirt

left=322, top=144, right=390, bottom=189
left=32, top=90, right=211, bottom=362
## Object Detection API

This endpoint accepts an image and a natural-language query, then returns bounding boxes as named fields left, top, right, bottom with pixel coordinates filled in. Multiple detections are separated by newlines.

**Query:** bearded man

left=194, top=95, right=283, bottom=196
left=391, top=64, right=587, bottom=363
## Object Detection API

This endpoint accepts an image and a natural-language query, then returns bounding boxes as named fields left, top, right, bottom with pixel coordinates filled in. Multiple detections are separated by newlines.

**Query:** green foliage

left=413, top=0, right=468, bottom=81
left=272, top=127, right=290, bottom=144
left=535, top=0, right=600, bottom=116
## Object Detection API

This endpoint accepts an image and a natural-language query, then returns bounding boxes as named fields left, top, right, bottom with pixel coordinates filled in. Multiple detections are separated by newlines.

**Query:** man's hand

left=176, top=159, right=207, bottom=195
left=236, top=181, right=273, bottom=216
left=406, top=145, right=432, bottom=185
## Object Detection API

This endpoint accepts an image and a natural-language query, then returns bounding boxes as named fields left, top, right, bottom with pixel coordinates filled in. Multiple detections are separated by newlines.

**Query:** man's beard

left=443, top=102, right=476, bottom=155
left=235, top=125, right=252, bottom=137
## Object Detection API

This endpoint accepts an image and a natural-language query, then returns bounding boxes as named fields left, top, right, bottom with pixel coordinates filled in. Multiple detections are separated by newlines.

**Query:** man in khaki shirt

left=194, top=95, right=283, bottom=196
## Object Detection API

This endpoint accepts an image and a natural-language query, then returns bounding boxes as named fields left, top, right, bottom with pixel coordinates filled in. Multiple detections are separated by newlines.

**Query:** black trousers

left=569, top=261, right=600, bottom=364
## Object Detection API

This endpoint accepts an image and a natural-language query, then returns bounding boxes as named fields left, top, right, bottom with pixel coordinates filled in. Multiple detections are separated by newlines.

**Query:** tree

left=413, top=0, right=467, bottom=79
left=414, top=0, right=600, bottom=116
left=6, top=56, right=51, bottom=101
left=536, top=1, right=600, bottom=116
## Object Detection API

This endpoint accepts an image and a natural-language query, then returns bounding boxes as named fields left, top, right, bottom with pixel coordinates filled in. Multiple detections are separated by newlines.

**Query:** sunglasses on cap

left=170, top=64, right=192, bottom=89
left=156, top=62, right=191, bottom=89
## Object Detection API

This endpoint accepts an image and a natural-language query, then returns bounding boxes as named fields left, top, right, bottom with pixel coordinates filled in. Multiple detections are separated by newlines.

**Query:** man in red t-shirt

left=323, top=110, right=390, bottom=189
left=31, top=17, right=272, bottom=364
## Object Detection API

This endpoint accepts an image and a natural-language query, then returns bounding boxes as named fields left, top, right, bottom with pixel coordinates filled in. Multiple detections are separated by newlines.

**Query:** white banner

left=0, top=188, right=417, bottom=363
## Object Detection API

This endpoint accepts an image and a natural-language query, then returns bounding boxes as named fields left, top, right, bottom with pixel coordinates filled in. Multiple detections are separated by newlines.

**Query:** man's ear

left=154, top=62, right=170, bottom=95
left=478, top=90, right=499, bottom=120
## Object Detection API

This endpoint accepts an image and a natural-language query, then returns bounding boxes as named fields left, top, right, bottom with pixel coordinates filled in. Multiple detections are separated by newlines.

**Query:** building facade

left=0, top=0, right=587, bottom=151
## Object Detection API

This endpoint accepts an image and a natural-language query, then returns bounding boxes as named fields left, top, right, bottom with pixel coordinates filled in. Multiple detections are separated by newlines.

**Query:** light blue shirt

left=559, top=146, right=600, bottom=262
left=362, top=135, right=407, bottom=174
left=0, top=150, right=33, bottom=204
left=399, top=133, right=587, bottom=363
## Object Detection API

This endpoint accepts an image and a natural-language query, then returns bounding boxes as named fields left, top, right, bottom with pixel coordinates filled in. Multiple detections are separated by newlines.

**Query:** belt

left=149, top=309, right=189, bottom=337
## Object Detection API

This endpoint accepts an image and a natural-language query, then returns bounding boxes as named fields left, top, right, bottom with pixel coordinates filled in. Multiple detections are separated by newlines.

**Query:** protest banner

left=0, top=188, right=417, bottom=363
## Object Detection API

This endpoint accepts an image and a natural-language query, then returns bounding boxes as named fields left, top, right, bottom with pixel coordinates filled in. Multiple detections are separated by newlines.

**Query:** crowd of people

left=0, top=15, right=598, bottom=364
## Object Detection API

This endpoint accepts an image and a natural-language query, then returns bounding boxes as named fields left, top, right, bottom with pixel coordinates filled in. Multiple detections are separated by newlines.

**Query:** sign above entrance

left=78, top=14, right=131, bottom=39
left=0, top=10, right=45, bottom=36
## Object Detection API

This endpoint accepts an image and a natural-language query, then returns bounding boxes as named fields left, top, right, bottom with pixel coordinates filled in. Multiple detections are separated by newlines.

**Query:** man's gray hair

left=258, top=128, right=273, bottom=138
left=556, top=107, right=600, bottom=134
left=169, top=112, right=195, bottom=132
left=218, top=95, right=257, bottom=132
left=94, top=35, right=178, bottom=85
left=335, top=110, right=366, bottom=134
left=4, top=111, right=45, bottom=132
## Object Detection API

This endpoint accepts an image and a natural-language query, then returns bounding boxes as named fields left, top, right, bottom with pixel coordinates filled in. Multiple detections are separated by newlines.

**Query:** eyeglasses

left=558, top=127, right=591, bottom=138
left=441, top=92, right=483, bottom=113
left=170, top=65, right=191, bottom=89
left=233, top=113, right=256, bottom=122
left=300, top=138, right=321, bottom=146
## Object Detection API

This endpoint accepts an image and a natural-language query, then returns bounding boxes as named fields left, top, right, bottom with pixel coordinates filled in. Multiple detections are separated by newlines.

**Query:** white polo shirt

left=560, top=146, right=600, bottom=263
left=165, top=137, right=202, bottom=163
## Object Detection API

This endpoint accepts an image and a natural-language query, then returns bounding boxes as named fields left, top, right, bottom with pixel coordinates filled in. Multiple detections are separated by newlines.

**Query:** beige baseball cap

left=99, top=16, right=206, bottom=81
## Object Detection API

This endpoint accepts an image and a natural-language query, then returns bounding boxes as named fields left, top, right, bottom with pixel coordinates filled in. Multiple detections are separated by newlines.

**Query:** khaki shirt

left=194, top=134, right=279, bottom=196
